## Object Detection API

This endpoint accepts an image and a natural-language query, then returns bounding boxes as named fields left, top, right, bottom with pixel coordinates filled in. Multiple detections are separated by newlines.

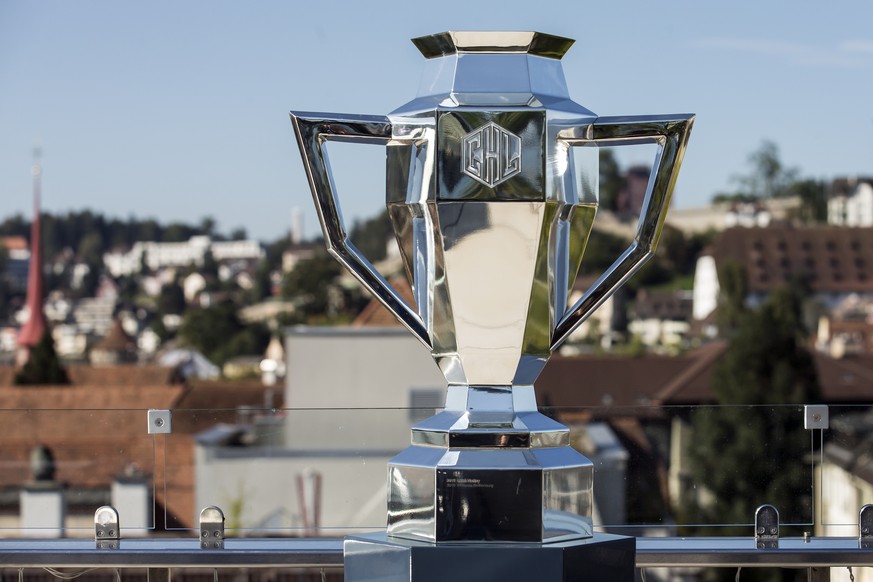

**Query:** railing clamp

left=95, top=506, right=120, bottom=549
left=200, top=506, right=225, bottom=550
left=755, top=504, right=779, bottom=549
left=860, top=504, right=873, bottom=548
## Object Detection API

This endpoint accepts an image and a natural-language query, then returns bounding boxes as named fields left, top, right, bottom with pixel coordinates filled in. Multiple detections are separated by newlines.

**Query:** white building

left=829, top=178, right=873, bottom=227
left=104, top=236, right=264, bottom=277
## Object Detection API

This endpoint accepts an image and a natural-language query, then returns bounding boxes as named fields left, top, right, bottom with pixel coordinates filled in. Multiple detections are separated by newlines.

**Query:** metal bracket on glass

left=95, top=506, right=120, bottom=549
left=147, top=409, right=172, bottom=434
left=755, top=504, right=780, bottom=549
left=804, top=405, right=829, bottom=430
left=860, top=505, right=873, bottom=548
left=200, top=506, right=225, bottom=550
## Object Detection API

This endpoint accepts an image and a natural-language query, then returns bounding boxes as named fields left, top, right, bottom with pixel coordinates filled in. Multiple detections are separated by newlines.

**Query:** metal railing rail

left=0, top=537, right=871, bottom=569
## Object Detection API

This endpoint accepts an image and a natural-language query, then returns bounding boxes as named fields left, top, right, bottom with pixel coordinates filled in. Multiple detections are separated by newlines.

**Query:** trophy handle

left=290, top=111, right=431, bottom=348
left=551, top=114, right=695, bottom=350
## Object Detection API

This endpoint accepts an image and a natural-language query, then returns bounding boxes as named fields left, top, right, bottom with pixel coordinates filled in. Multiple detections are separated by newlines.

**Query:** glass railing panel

left=163, top=403, right=819, bottom=536
left=0, top=408, right=156, bottom=537
left=0, top=402, right=825, bottom=537
left=541, top=404, right=816, bottom=533
left=166, top=407, right=415, bottom=535
left=819, top=404, right=873, bottom=536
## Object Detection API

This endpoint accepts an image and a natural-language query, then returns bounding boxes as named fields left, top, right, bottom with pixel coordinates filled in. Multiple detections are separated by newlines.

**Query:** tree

left=788, top=179, right=828, bottom=224
left=280, top=251, right=342, bottom=318
left=686, top=280, right=820, bottom=536
left=157, top=280, right=186, bottom=315
left=350, top=209, right=392, bottom=262
left=736, top=141, right=799, bottom=200
left=713, top=141, right=799, bottom=203
left=247, top=259, right=274, bottom=303
left=14, top=331, right=70, bottom=385
left=599, top=149, right=623, bottom=212
left=716, top=260, right=748, bottom=334
left=178, top=300, right=269, bottom=367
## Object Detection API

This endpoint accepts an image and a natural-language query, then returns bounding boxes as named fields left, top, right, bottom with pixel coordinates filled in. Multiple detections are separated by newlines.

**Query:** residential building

left=667, top=197, right=801, bottom=234
left=828, top=177, right=873, bottom=227
left=0, top=236, right=29, bottom=293
left=103, top=236, right=264, bottom=277
left=629, top=289, right=693, bottom=350
left=692, top=226, right=873, bottom=322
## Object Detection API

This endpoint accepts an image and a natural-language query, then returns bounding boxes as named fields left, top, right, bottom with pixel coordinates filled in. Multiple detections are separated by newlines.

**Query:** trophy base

left=387, top=443, right=593, bottom=542
left=344, top=532, right=635, bottom=582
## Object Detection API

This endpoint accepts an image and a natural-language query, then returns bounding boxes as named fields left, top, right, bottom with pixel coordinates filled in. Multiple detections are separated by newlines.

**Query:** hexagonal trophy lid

left=412, top=31, right=574, bottom=60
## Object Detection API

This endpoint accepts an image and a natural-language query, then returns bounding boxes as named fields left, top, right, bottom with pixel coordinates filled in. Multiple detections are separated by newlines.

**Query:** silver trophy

left=291, top=31, right=693, bottom=547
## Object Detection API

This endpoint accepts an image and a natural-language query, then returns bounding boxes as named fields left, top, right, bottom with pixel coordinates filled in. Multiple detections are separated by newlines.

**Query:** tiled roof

left=0, top=236, right=27, bottom=252
left=0, top=383, right=188, bottom=523
left=709, top=226, right=873, bottom=294
left=830, top=177, right=873, bottom=198
left=93, top=317, right=136, bottom=352
left=352, top=277, right=416, bottom=328
left=0, top=367, right=281, bottom=528
left=538, top=342, right=873, bottom=409
left=537, top=352, right=691, bottom=413
left=65, top=364, right=178, bottom=387
left=170, top=379, right=285, bottom=434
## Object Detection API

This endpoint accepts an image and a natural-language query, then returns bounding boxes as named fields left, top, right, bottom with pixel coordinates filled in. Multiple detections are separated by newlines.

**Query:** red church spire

left=16, top=149, right=47, bottom=356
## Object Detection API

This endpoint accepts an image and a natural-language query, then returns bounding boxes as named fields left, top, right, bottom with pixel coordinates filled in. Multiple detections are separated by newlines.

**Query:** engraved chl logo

left=462, top=122, right=522, bottom=187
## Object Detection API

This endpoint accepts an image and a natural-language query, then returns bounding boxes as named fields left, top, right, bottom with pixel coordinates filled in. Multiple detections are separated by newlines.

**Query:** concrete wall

left=284, top=327, right=446, bottom=450
left=195, top=445, right=391, bottom=534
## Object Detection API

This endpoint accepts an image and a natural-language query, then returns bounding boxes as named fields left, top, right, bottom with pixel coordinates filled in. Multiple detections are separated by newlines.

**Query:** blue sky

left=1, top=1, right=872, bottom=242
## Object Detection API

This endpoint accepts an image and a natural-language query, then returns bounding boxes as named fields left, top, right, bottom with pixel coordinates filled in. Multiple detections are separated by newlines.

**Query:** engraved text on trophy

left=462, top=122, right=522, bottom=187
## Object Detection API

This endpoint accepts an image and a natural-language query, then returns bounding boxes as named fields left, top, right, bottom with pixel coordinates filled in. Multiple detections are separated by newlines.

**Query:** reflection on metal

left=860, top=505, right=873, bottom=548
left=199, top=507, right=225, bottom=550
left=804, top=405, right=829, bottom=430
left=756, top=505, right=780, bottom=549
left=147, top=410, right=172, bottom=435
left=290, top=29, right=694, bottom=545
left=94, top=506, right=120, bottom=550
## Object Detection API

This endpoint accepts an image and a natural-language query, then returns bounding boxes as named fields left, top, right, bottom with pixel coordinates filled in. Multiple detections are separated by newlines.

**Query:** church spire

left=16, top=148, right=48, bottom=366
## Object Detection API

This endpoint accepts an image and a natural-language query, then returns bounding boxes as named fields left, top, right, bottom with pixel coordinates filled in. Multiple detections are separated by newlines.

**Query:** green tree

left=77, top=231, right=104, bottom=265
left=599, top=149, right=624, bottom=212
left=350, top=209, right=392, bottom=262
left=157, top=280, right=186, bottom=315
left=788, top=179, right=828, bottom=224
left=717, top=260, right=748, bottom=334
left=686, top=282, right=820, bottom=536
left=178, top=300, right=268, bottom=367
left=736, top=141, right=799, bottom=199
left=247, top=259, right=274, bottom=303
left=179, top=301, right=242, bottom=364
left=280, top=251, right=342, bottom=318
left=14, top=331, right=70, bottom=385
left=713, top=141, right=800, bottom=203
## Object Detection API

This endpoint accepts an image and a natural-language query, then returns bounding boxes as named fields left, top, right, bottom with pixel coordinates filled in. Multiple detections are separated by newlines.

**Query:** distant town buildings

left=692, top=225, right=873, bottom=323
left=666, top=196, right=801, bottom=233
left=103, top=236, right=264, bottom=277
